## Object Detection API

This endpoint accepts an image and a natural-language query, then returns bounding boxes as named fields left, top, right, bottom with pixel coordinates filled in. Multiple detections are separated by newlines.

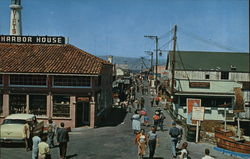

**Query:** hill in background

left=99, top=55, right=166, bottom=71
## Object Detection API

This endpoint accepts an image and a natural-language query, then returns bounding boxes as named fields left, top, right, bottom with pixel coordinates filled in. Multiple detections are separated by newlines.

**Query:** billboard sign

left=187, top=98, right=201, bottom=125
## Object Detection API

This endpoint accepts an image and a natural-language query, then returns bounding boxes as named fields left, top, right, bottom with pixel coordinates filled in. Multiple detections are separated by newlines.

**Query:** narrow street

left=0, top=83, right=239, bottom=159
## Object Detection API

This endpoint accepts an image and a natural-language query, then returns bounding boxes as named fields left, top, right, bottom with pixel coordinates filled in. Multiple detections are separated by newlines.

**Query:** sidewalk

left=158, top=100, right=240, bottom=159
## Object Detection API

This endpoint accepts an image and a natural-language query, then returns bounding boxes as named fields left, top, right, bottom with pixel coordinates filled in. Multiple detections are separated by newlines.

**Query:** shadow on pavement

left=142, top=157, right=164, bottom=159
left=0, top=143, right=25, bottom=148
left=66, top=154, right=78, bottom=159
left=96, top=108, right=127, bottom=127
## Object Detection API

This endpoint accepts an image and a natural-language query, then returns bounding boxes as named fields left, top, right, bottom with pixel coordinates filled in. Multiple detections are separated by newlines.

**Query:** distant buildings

left=0, top=40, right=113, bottom=128
left=165, top=51, right=250, bottom=121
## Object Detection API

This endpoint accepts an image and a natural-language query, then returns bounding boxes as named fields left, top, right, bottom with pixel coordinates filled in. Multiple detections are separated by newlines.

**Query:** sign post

left=192, top=107, right=205, bottom=143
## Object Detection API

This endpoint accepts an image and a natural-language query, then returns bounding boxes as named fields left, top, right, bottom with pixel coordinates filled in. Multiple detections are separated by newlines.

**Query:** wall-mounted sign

left=77, top=97, right=90, bottom=102
left=0, top=35, right=65, bottom=44
left=189, top=82, right=210, bottom=88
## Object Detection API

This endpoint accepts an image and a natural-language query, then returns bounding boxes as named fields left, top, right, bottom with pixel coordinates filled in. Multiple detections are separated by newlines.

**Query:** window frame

left=9, top=75, right=47, bottom=87
left=52, top=76, right=91, bottom=88
left=52, top=95, right=71, bottom=118
left=221, top=71, right=229, bottom=80
left=29, top=95, right=47, bottom=116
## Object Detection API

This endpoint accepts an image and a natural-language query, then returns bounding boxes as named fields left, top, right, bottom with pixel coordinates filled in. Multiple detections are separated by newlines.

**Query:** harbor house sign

left=0, top=35, right=65, bottom=44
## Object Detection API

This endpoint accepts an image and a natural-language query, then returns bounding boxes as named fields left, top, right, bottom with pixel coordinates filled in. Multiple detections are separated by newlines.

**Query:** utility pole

left=171, top=25, right=177, bottom=99
left=140, top=57, right=144, bottom=73
left=144, top=35, right=159, bottom=94
left=145, top=51, right=153, bottom=73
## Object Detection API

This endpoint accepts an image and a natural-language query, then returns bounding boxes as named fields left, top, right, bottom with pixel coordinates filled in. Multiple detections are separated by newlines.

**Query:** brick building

left=0, top=43, right=113, bottom=128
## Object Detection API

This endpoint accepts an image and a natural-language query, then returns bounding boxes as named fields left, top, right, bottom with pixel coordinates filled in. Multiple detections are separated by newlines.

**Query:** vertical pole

left=155, top=37, right=159, bottom=94
left=195, top=120, right=200, bottom=143
left=224, top=107, right=227, bottom=131
left=237, top=113, right=241, bottom=139
left=171, top=25, right=177, bottom=99
left=151, top=52, right=153, bottom=73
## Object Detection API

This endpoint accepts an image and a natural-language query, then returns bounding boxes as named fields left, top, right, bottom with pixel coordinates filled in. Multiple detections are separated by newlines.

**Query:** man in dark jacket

left=57, top=122, right=69, bottom=159
left=169, top=121, right=180, bottom=158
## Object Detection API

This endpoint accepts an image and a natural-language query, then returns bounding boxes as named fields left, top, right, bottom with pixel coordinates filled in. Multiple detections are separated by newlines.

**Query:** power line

left=178, top=26, right=239, bottom=52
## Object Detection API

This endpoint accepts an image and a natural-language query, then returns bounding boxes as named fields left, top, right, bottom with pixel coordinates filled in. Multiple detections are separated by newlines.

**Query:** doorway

left=75, top=101, right=90, bottom=127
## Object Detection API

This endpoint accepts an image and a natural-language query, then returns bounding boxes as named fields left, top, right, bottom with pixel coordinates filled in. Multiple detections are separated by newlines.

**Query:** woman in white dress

left=132, top=110, right=141, bottom=134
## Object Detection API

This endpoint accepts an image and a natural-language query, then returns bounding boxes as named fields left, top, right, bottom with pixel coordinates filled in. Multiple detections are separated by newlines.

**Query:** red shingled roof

left=0, top=43, right=111, bottom=75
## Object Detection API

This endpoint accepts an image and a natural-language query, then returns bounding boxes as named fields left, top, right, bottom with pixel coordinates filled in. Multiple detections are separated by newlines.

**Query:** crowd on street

left=129, top=76, right=215, bottom=159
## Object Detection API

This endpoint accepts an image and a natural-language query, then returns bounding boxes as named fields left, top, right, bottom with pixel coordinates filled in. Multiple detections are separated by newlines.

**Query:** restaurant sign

left=0, top=35, right=65, bottom=44
left=189, top=82, right=210, bottom=88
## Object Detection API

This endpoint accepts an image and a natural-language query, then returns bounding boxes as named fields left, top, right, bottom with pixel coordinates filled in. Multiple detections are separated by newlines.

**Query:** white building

left=166, top=51, right=250, bottom=121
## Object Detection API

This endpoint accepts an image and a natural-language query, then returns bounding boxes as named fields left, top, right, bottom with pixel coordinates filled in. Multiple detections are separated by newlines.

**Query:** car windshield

left=3, top=119, right=26, bottom=125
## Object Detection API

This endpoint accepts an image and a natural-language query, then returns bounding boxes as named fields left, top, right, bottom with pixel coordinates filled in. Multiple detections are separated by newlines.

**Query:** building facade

left=166, top=51, right=250, bottom=121
left=0, top=42, right=113, bottom=128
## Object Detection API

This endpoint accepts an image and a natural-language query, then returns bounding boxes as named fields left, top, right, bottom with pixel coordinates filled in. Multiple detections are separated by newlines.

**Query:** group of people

left=132, top=108, right=215, bottom=159
left=23, top=117, right=69, bottom=159
left=135, top=127, right=159, bottom=159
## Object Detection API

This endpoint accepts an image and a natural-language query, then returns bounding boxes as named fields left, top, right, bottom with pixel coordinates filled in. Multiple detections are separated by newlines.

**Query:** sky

left=0, top=0, right=249, bottom=58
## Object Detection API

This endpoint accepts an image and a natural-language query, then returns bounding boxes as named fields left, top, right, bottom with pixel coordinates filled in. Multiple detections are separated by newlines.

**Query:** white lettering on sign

left=0, top=35, right=65, bottom=44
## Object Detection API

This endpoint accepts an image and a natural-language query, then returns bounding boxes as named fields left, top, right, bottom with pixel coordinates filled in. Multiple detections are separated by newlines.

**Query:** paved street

left=0, top=90, right=239, bottom=159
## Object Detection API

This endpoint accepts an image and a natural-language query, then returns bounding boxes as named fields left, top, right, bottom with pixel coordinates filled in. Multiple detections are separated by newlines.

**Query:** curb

left=213, top=147, right=250, bottom=159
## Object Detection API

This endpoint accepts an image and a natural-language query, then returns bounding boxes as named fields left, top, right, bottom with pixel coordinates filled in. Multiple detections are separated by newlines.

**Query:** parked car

left=0, top=114, right=44, bottom=143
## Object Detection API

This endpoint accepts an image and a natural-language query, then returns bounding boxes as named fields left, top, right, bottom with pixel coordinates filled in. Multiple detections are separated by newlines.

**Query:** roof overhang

left=175, top=92, right=235, bottom=97
left=0, top=72, right=99, bottom=77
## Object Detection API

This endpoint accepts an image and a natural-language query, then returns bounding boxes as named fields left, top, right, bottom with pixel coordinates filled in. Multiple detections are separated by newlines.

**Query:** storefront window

left=0, top=94, right=3, bottom=115
left=9, top=94, right=26, bottom=114
left=53, top=95, right=70, bottom=117
left=29, top=95, right=47, bottom=116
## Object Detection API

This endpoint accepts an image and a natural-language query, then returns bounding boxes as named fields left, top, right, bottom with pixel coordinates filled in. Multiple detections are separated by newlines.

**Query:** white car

left=0, top=114, right=44, bottom=143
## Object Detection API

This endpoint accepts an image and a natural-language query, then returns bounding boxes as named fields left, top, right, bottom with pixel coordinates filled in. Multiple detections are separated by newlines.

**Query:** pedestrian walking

left=155, top=96, right=160, bottom=107
left=140, top=108, right=146, bottom=125
left=23, top=120, right=32, bottom=151
left=132, top=110, right=141, bottom=134
left=140, top=96, right=145, bottom=109
left=141, top=85, right=145, bottom=95
left=144, top=115, right=149, bottom=127
left=176, top=121, right=183, bottom=149
left=150, top=95, right=154, bottom=107
left=57, top=122, right=69, bottom=159
left=147, top=126, right=159, bottom=159
left=178, top=142, right=189, bottom=159
left=32, top=134, right=41, bottom=159
left=153, top=111, right=160, bottom=130
left=159, top=110, right=166, bottom=131
left=47, top=117, right=57, bottom=148
left=169, top=121, right=181, bottom=158
left=201, top=149, right=215, bottom=159
left=38, top=135, right=50, bottom=159
left=134, top=99, right=140, bottom=109
left=135, top=129, right=148, bottom=159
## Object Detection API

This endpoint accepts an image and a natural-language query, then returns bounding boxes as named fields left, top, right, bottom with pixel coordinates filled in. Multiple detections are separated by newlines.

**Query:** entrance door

left=75, top=102, right=90, bottom=127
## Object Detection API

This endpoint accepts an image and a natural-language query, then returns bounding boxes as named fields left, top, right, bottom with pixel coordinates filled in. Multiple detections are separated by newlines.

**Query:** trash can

left=186, top=128, right=196, bottom=142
